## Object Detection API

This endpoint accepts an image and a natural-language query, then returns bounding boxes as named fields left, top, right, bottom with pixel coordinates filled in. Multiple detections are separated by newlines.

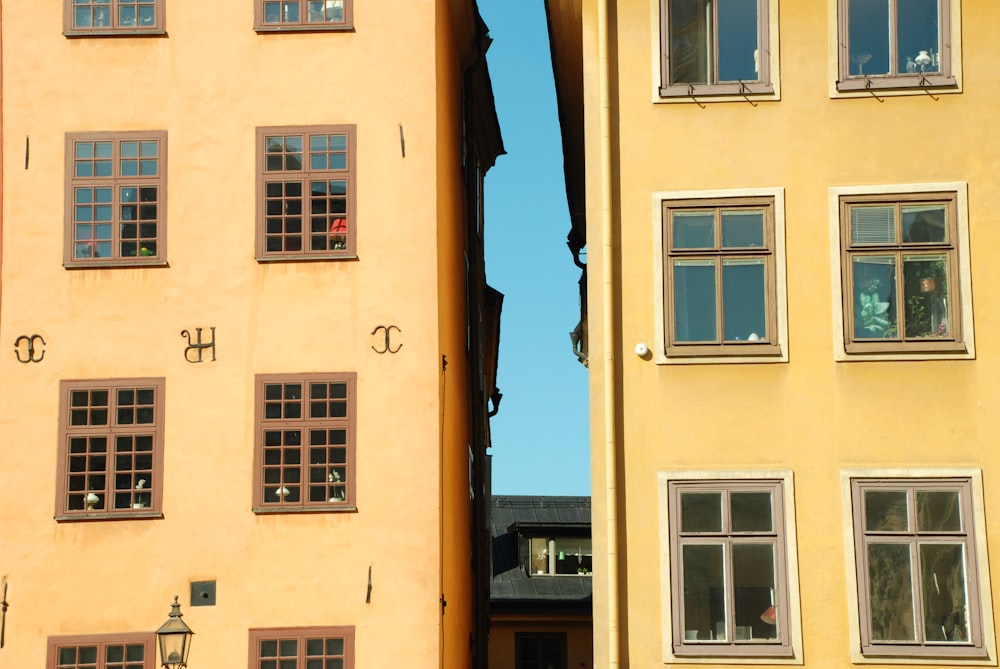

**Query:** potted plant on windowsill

left=133, top=478, right=148, bottom=509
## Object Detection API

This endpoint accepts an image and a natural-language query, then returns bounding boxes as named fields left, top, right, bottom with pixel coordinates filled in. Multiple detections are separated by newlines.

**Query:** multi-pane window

left=249, top=627, right=354, bottom=669
left=850, top=477, right=987, bottom=659
left=56, top=379, right=165, bottom=519
left=663, top=196, right=780, bottom=357
left=253, top=374, right=356, bottom=512
left=47, top=634, right=153, bottom=669
left=528, top=537, right=593, bottom=576
left=254, top=0, right=353, bottom=31
left=837, top=0, right=955, bottom=91
left=64, top=0, right=165, bottom=35
left=660, top=0, right=774, bottom=97
left=839, top=192, right=965, bottom=354
left=65, top=132, right=166, bottom=267
left=256, top=126, right=356, bottom=260
left=515, top=633, right=567, bottom=669
left=667, top=480, right=793, bottom=657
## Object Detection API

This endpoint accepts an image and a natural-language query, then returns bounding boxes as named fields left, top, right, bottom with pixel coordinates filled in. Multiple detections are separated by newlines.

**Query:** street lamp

left=156, top=596, right=193, bottom=669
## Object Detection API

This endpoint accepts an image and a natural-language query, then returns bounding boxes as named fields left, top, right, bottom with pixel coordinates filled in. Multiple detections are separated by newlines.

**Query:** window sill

left=64, top=260, right=168, bottom=269
left=64, top=29, right=166, bottom=37
left=55, top=511, right=163, bottom=522
left=659, top=344, right=786, bottom=365
left=256, top=253, right=358, bottom=263
left=833, top=75, right=959, bottom=98
left=253, top=505, right=357, bottom=514
left=671, top=643, right=795, bottom=660
left=838, top=341, right=972, bottom=361
left=658, top=83, right=776, bottom=104
left=255, top=25, right=354, bottom=33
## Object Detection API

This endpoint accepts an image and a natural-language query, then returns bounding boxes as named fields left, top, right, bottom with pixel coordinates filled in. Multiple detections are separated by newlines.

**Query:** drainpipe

left=596, top=0, right=620, bottom=668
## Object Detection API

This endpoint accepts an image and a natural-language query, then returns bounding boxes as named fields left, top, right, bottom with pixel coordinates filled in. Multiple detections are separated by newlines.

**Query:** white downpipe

left=596, top=0, right=619, bottom=667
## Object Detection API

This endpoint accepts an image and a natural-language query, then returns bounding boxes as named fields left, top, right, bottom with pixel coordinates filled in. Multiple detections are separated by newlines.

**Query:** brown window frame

left=837, top=0, right=956, bottom=92
left=663, top=196, right=780, bottom=358
left=667, top=479, right=793, bottom=658
left=515, top=632, right=568, bottom=669
left=64, top=131, right=167, bottom=268
left=839, top=192, right=964, bottom=355
left=255, top=125, right=357, bottom=261
left=63, top=0, right=166, bottom=36
left=248, top=627, right=355, bottom=669
left=56, top=378, right=166, bottom=521
left=254, top=0, right=353, bottom=32
left=253, top=373, right=357, bottom=513
left=659, top=0, right=773, bottom=98
left=47, top=633, right=155, bottom=669
left=850, top=477, right=987, bottom=659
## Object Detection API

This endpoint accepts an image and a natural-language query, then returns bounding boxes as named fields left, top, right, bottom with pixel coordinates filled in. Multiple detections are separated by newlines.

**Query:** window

left=47, top=633, right=153, bottom=669
left=836, top=188, right=972, bottom=356
left=657, top=191, right=786, bottom=361
left=249, top=627, right=354, bottom=669
left=254, top=0, right=353, bottom=31
left=253, top=373, right=356, bottom=512
left=64, top=0, right=164, bottom=35
left=56, top=379, right=165, bottom=520
left=64, top=132, right=167, bottom=267
left=664, top=478, right=794, bottom=658
left=528, top=537, right=593, bottom=576
left=837, top=0, right=956, bottom=92
left=847, top=475, right=991, bottom=659
left=659, top=0, right=775, bottom=98
left=515, top=633, right=567, bottom=669
left=256, top=126, right=356, bottom=260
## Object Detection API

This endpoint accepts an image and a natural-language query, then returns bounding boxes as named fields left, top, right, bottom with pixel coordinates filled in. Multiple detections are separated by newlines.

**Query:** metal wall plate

left=190, top=580, right=216, bottom=606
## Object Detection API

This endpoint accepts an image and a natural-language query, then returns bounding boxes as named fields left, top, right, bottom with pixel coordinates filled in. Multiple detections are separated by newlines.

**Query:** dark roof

left=490, top=496, right=593, bottom=613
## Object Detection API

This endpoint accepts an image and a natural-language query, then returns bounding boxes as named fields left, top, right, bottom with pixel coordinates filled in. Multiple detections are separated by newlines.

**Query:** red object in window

left=330, top=218, right=348, bottom=234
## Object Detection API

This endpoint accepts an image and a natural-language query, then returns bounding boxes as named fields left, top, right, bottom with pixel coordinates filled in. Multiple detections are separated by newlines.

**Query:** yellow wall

left=0, top=2, right=480, bottom=668
left=577, top=0, right=1000, bottom=667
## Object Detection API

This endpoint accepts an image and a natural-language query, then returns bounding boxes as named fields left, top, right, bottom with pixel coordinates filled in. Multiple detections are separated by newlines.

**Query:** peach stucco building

left=0, top=2, right=502, bottom=668
left=547, top=0, right=1000, bottom=668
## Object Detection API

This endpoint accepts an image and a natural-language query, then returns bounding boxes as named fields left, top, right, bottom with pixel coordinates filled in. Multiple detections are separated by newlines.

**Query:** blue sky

left=479, top=0, right=591, bottom=497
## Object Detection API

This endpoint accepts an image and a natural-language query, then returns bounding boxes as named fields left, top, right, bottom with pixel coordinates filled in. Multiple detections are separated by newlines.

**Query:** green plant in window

left=903, top=258, right=948, bottom=338
left=858, top=277, right=896, bottom=338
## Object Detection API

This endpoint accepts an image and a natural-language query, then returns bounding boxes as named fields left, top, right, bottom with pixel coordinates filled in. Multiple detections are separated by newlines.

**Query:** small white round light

left=634, top=342, right=649, bottom=357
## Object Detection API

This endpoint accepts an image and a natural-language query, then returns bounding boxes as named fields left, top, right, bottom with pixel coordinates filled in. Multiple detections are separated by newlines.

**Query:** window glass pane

left=852, top=256, right=897, bottom=339
left=865, top=490, right=909, bottom=531
left=680, top=491, right=722, bottom=532
left=670, top=0, right=709, bottom=84
left=674, top=260, right=717, bottom=342
left=851, top=206, right=896, bottom=244
left=920, top=543, right=969, bottom=642
left=849, top=0, right=890, bottom=76
left=717, top=0, right=759, bottom=82
left=731, top=491, right=772, bottom=532
left=530, top=537, right=550, bottom=574
left=868, top=542, right=916, bottom=641
left=722, top=259, right=766, bottom=342
left=732, top=543, right=778, bottom=640
left=682, top=544, right=726, bottom=640
left=917, top=491, right=962, bottom=532
left=902, top=255, right=949, bottom=338
left=673, top=211, right=715, bottom=248
left=897, top=0, right=940, bottom=74
left=902, top=205, right=946, bottom=243
left=721, top=209, right=764, bottom=247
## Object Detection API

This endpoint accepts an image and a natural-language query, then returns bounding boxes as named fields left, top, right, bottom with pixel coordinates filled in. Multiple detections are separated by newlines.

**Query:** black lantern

left=156, top=596, right=193, bottom=669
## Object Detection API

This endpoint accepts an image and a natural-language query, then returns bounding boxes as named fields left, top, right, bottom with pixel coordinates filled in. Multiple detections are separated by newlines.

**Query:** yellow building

left=547, top=0, right=1000, bottom=667
left=0, top=2, right=502, bottom=668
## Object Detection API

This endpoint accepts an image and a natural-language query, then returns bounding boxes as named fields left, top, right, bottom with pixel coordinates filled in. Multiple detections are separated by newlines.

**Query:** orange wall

left=0, top=2, right=478, bottom=668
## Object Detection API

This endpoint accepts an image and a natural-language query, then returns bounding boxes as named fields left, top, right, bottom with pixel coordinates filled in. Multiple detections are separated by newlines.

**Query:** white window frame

left=658, top=470, right=804, bottom=664
left=828, top=182, right=974, bottom=361
left=840, top=468, right=997, bottom=665
left=651, top=0, right=781, bottom=103
left=653, top=187, right=788, bottom=364
left=827, top=0, right=963, bottom=98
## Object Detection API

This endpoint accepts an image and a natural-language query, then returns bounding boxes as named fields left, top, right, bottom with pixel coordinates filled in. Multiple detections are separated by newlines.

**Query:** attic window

left=529, top=537, right=592, bottom=576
